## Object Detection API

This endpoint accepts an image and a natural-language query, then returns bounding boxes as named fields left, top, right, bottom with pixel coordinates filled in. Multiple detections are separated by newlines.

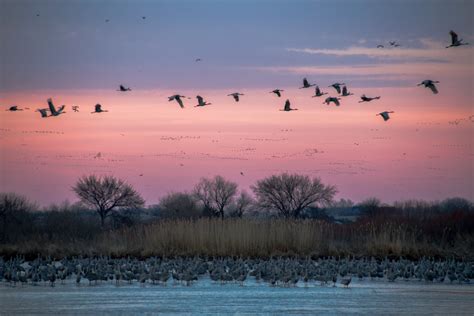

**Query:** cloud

left=252, top=62, right=471, bottom=78
left=286, top=38, right=473, bottom=63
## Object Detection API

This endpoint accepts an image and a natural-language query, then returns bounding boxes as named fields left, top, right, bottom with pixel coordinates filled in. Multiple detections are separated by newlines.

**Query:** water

left=1, top=278, right=473, bottom=315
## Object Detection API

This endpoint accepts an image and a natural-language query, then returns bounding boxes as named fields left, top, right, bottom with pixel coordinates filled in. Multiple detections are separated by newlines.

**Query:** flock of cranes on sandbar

left=4, top=30, right=468, bottom=123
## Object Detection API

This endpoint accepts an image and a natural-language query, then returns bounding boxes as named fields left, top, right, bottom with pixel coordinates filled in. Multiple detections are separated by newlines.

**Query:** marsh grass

left=2, top=216, right=471, bottom=260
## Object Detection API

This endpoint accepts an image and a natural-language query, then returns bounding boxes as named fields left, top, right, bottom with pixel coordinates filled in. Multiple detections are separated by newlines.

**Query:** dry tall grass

left=4, top=217, right=470, bottom=259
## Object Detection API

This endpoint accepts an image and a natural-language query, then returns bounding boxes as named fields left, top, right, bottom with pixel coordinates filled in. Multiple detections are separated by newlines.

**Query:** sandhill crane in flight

left=195, top=95, right=211, bottom=107
left=329, top=83, right=345, bottom=94
left=47, top=98, right=66, bottom=116
left=280, top=99, right=298, bottom=111
left=168, top=95, right=187, bottom=108
left=323, top=97, right=341, bottom=106
left=359, top=94, right=381, bottom=102
left=195, top=58, right=202, bottom=62
left=389, top=41, right=400, bottom=47
left=72, top=106, right=80, bottom=112
left=417, top=80, right=439, bottom=94
left=299, top=78, right=315, bottom=89
left=446, top=30, right=469, bottom=48
left=6, top=106, right=23, bottom=111
left=270, top=89, right=284, bottom=97
left=228, top=92, right=244, bottom=102
left=341, top=86, right=354, bottom=96
left=117, top=85, right=131, bottom=92
left=91, top=104, right=108, bottom=113
left=376, top=44, right=384, bottom=48
left=377, top=111, right=394, bottom=121
left=312, top=86, right=327, bottom=97
left=36, top=108, right=49, bottom=118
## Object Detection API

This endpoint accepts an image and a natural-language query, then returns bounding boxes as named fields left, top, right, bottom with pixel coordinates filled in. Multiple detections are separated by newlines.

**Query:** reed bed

left=3, top=217, right=470, bottom=259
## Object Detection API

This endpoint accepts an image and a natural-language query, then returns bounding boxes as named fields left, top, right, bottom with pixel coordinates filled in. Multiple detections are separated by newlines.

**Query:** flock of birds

left=1, top=256, right=472, bottom=288
left=3, top=30, right=469, bottom=123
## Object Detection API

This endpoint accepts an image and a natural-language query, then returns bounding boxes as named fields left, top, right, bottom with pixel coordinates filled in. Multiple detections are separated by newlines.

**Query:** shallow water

left=1, top=278, right=473, bottom=315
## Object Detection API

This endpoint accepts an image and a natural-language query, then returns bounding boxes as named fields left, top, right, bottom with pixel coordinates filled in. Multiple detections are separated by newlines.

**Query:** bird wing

left=57, top=105, right=65, bottom=113
left=176, top=97, right=184, bottom=108
left=197, top=95, right=203, bottom=104
left=234, top=95, right=239, bottom=102
left=334, top=99, right=340, bottom=106
left=95, top=104, right=101, bottom=112
left=276, top=91, right=281, bottom=97
left=428, top=83, right=438, bottom=94
left=342, top=86, right=347, bottom=95
left=120, top=85, right=125, bottom=90
left=303, top=78, right=309, bottom=86
left=450, top=31, right=458, bottom=45
left=335, top=86, right=341, bottom=94
left=47, top=98, right=57, bottom=114
left=284, top=100, right=290, bottom=111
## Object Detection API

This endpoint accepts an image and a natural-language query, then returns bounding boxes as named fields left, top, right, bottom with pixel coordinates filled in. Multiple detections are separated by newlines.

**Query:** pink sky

left=0, top=85, right=472, bottom=206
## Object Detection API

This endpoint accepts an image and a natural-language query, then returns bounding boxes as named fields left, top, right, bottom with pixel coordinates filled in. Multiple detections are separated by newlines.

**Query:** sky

left=0, top=0, right=473, bottom=206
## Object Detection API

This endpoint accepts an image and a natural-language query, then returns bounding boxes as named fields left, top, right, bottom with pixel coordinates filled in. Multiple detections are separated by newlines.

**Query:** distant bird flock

left=3, top=29, right=469, bottom=123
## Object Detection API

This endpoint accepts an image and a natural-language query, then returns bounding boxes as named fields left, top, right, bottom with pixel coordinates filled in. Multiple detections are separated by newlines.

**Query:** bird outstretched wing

left=450, top=31, right=458, bottom=45
left=428, top=83, right=438, bottom=94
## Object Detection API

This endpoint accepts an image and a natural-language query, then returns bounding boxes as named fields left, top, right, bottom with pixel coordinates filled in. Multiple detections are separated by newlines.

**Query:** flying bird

left=270, top=89, right=284, bottom=97
left=341, top=86, right=354, bottom=96
left=299, top=78, right=315, bottom=89
left=168, top=95, right=187, bottom=108
left=117, top=85, right=131, bottom=92
left=6, top=106, right=23, bottom=111
left=36, top=108, right=49, bottom=118
left=195, top=95, right=211, bottom=107
left=417, top=80, right=439, bottom=94
left=91, top=104, right=108, bottom=113
left=280, top=99, right=298, bottom=111
left=195, top=58, right=202, bottom=62
left=329, top=83, right=345, bottom=94
left=446, top=30, right=469, bottom=48
left=228, top=92, right=244, bottom=102
left=323, top=97, right=341, bottom=106
left=376, top=45, right=384, bottom=48
left=47, top=98, right=66, bottom=116
left=312, top=86, right=327, bottom=97
left=359, top=94, right=381, bottom=102
left=389, top=41, right=401, bottom=47
left=377, top=111, right=394, bottom=121
left=72, top=106, right=80, bottom=112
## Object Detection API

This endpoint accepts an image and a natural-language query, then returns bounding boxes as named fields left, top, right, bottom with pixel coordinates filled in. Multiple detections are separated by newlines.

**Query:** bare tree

left=231, top=191, right=254, bottom=218
left=159, top=192, right=201, bottom=219
left=251, top=173, right=337, bottom=218
left=72, top=175, right=145, bottom=227
left=193, top=175, right=238, bottom=219
left=358, top=197, right=382, bottom=218
left=0, top=193, right=35, bottom=242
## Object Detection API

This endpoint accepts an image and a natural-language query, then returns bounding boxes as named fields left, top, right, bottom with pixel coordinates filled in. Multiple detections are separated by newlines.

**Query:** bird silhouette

left=341, top=86, right=354, bottom=96
left=299, top=78, right=315, bottom=89
left=280, top=99, right=298, bottom=111
left=47, top=98, right=66, bottom=116
left=359, top=94, right=381, bottom=102
left=72, top=106, right=80, bottom=112
left=446, top=30, right=469, bottom=48
left=323, top=97, right=341, bottom=106
left=228, top=92, right=244, bottom=102
left=168, top=95, right=187, bottom=108
left=195, top=58, right=202, bottom=62
left=91, top=104, right=108, bottom=113
left=329, top=83, right=345, bottom=94
left=312, top=86, right=328, bottom=97
left=377, top=111, right=394, bottom=121
left=6, top=106, right=23, bottom=111
left=376, top=44, right=384, bottom=48
left=195, top=95, right=211, bottom=107
left=417, top=80, right=439, bottom=94
left=117, top=85, right=131, bottom=92
left=389, top=41, right=401, bottom=47
left=270, top=89, right=284, bottom=97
